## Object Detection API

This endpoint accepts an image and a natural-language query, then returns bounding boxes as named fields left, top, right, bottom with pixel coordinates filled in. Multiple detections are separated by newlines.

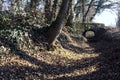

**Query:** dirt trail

left=0, top=28, right=120, bottom=80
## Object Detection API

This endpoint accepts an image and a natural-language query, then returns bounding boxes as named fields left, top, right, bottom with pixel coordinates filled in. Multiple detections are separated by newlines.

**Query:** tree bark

left=66, top=0, right=74, bottom=27
left=82, top=0, right=85, bottom=23
left=52, top=0, right=58, bottom=20
left=90, top=0, right=102, bottom=21
left=83, top=0, right=94, bottom=22
left=0, top=0, right=3, bottom=11
left=66, top=11, right=74, bottom=27
left=46, top=0, right=70, bottom=46
left=44, top=0, right=52, bottom=24
left=116, top=11, right=120, bottom=28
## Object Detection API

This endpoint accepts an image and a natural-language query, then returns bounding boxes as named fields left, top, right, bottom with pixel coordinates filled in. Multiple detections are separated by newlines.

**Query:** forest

left=0, top=0, right=120, bottom=80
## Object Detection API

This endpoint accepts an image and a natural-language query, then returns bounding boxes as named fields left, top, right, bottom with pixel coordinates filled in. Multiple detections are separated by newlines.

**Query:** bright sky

left=93, top=0, right=118, bottom=27
left=93, top=9, right=117, bottom=27
left=74, top=0, right=118, bottom=27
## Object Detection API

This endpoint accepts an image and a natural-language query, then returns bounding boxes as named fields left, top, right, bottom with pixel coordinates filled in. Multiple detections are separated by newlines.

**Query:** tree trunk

left=66, top=11, right=74, bottom=27
left=0, top=0, right=3, bottom=11
left=83, top=0, right=94, bottom=22
left=52, top=0, right=58, bottom=20
left=44, top=0, right=52, bottom=24
left=82, top=0, right=85, bottom=23
left=90, top=0, right=102, bottom=21
left=116, top=11, right=120, bottom=28
left=46, top=0, right=70, bottom=46
left=66, top=0, right=74, bottom=27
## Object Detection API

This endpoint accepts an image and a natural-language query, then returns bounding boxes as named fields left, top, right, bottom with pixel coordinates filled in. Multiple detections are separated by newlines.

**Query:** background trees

left=0, top=0, right=118, bottom=25
left=74, top=0, right=118, bottom=22
left=116, top=2, right=120, bottom=28
left=116, top=11, right=120, bottom=28
left=0, top=0, right=119, bottom=47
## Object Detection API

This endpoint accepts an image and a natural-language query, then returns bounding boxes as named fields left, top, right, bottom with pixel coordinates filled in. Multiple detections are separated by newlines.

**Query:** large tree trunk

left=46, top=0, right=70, bottom=46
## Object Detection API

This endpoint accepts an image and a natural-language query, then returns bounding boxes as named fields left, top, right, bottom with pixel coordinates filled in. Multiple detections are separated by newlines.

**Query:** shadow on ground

left=0, top=29, right=120, bottom=80
left=0, top=36, right=99, bottom=79
left=54, top=31, right=120, bottom=80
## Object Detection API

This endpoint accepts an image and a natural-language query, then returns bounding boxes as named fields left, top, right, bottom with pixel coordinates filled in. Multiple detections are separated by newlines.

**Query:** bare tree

left=83, top=0, right=94, bottom=22
left=45, top=0, right=70, bottom=46
left=66, top=0, right=74, bottom=27
left=116, top=3, right=120, bottom=28
left=81, top=0, right=85, bottom=23
left=44, top=0, right=52, bottom=24
left=0, top=0, right=3, bottom=11
left=51, top=0, right=59, bottom=20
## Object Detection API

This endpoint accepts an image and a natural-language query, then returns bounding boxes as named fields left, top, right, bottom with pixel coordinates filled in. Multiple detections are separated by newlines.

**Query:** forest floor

left=0, top=27, right=120, bottom=80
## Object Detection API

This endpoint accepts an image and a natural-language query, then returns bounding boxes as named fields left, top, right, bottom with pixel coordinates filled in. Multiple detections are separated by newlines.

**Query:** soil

left=0, top=28, right=120, bottom=80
